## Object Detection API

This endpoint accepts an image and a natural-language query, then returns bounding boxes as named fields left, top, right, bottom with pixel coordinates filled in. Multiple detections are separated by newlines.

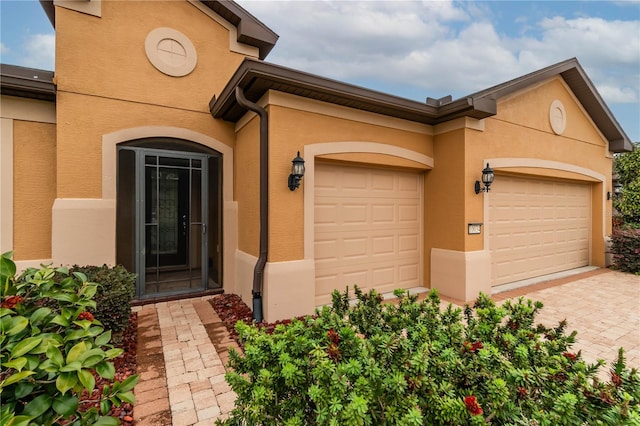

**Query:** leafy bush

left=614, top=142, right=640, bottom=225
left=0, top=252, right=138, bottom=426
left=611, top=226, right=640, bottom=274
left=68, top=265, right=136, bottom=337
left=219, top=286, right=640, bottom=425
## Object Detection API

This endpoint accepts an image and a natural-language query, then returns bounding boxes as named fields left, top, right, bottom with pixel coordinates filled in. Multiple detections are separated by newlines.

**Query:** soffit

left=209, top=59, right=497, bottom=125
left=0, top=64, right=56, bottom=102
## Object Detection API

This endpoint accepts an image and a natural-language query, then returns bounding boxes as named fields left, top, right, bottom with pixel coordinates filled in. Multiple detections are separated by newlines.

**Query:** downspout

left=234, top=86, right=267, bottom=322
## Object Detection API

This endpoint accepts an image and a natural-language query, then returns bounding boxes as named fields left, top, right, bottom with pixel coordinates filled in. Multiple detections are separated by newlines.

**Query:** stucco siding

left=465, top=77, right=612, bottom=265
left=235, top=115, right=261, bottom=257
left=53, top=0, right=242, bottom=199
left=55, top=92, right=236, bottom=198
left=268, top=103, right=434, bottom=263
left=13, top=120, right=56, bottom=260
left=54, top=1, right=246, bottom=111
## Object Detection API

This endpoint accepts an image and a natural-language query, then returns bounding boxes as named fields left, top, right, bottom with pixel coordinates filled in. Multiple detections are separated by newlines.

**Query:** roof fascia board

left=560, top=66, right=633, bottom=152
left=464, top=58, right=632, bottom=152
left=211, top=59, right=501, bottom=125
left=200, top=0, right=278, bottom=59
left=188, top=0, right=260, bottom=58
left=0, top=65, right=56, bottom=102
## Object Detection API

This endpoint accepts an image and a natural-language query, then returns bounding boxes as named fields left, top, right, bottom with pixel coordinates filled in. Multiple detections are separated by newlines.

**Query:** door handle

left=182, top=215, right=188, bottom=237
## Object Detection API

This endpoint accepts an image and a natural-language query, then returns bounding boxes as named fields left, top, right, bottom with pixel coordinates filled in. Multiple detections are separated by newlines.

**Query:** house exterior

left=0, top=0, right=633, bottom=322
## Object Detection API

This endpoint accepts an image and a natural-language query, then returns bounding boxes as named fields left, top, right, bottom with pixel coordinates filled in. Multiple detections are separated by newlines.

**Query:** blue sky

left=1, top=0, right=639, bottom=142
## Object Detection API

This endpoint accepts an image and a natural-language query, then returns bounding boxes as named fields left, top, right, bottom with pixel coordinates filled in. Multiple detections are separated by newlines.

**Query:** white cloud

left=238, top=1, right=640, bottom=107
left=0, top=42, right=9, bottom=55
left=597, top=84, right=638, bottom=104
left=22, top=33, right=55, bottom=70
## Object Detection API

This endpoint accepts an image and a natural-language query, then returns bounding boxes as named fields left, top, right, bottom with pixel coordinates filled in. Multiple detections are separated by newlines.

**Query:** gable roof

left=38, top=0, right=278, bottom=59
left=211, top=57, right=633, bottom=153
left=465, top=58, right=633, bottom=152
left=0, top=64, right=55, bottom=102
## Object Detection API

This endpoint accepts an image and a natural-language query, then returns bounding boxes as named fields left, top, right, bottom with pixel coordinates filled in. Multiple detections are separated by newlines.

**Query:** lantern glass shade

left=614, top=182, right=623, bottom=195
left=481, top=163, right=494, bottom=186
left=291, top=151, right=305, bottom=177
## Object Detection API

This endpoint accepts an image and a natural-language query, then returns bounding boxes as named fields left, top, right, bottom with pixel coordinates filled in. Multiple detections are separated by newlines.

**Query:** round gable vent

left=549, top=99, right=567, bottom=135
left=145, top=28, right=197, bottom=77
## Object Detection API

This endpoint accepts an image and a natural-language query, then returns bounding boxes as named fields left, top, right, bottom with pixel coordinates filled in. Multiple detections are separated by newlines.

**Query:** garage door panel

left=315, top=163, right=422, bottom=305
left=372, top=204, right=395, bottom=223
left=489, top=176, right=590, bottom=286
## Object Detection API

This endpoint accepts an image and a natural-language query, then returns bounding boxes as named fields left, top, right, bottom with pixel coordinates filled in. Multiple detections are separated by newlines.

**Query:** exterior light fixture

left=474, top=163, right=494, bottom=194
left=288, top=151, right=305, bottom=191
left=613, top=182, right=623, bottom=196
left=611, top=173, right=623, bottom=200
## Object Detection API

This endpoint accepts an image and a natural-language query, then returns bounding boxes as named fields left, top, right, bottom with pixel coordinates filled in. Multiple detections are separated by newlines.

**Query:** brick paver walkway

left=133, top=269, right=639, bottom=425
left=133, top=298, right=237, bottom=426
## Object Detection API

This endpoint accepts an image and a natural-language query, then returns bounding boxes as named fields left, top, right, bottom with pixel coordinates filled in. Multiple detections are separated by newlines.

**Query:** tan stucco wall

left=13, top=120, right=56, bottom=260
left=465, top=77, right=612, bottom=264
left=55, top=92, right=236, bottom=198
left=55, top=1, right=245, bottom=111
left=267, top=102, right=434, bottom=263
left=235, top=114, right=261, bottom=256
left=53, top=1, right=244, bottom=198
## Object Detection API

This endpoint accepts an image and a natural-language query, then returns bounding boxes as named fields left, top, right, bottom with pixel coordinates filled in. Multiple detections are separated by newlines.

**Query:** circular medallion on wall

left=549, top=99, right=567, bottom=135
left=145, top=27, right=197, bottom=77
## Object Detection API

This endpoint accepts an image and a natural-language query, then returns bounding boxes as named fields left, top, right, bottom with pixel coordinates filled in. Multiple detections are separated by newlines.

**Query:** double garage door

left=314, top=163, right=422, bottom=305
left=489, top=175, right=591, bottom=286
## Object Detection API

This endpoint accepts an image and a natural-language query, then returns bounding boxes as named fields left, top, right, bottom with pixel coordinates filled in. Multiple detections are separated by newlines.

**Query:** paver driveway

left=494, top=269, right=639, bottom=371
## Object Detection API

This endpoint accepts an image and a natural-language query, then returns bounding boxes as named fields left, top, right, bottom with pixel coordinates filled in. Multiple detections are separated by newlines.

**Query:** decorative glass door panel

left=142, top=152, right=207, bottom=296
left=116, top=144, right=222, bottom=299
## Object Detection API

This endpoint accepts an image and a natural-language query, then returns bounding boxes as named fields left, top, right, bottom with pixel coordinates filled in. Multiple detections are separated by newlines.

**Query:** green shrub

left=614, top=142, right=640, bottom=225
left=69, top=265, right=136, bottom=336
left=611, top=226, right=640, bottom=274
left=219, top=286, right=640, bottom=425
left=1, top=252, right=138, bottom=426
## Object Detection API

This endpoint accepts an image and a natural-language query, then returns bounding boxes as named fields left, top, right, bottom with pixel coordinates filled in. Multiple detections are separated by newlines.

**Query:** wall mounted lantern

left=288, top=151, right=305, bottom=191
left=613, top=182, right=623, bottom=197
left=609, top=173, right=623, bottom=200
left=474, top=163, right=494, bottom=194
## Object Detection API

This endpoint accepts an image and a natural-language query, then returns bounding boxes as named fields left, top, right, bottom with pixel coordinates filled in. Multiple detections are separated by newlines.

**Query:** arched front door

left=117, top=139, right=222, bottom=299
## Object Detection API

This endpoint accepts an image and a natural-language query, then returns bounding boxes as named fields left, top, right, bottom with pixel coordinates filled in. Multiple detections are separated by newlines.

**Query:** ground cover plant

left=611, top=218, right=640, bottom=274
left=0, top=252, right=138, bottom=426
left=217, top=286, right=640, bottom=425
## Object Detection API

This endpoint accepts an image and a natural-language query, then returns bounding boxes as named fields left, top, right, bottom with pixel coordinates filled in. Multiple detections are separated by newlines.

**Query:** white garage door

left=314, top=163, right=422, bottom=305
left=489, top=175, right=591, bottom=286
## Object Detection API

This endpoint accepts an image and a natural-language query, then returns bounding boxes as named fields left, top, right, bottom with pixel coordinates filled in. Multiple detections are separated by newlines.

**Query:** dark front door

left=116, top=143, right=222, bottom=299
left=143, top=153, right=205, bottom=295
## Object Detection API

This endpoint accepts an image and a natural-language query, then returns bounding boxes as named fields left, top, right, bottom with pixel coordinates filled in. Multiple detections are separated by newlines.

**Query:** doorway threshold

left=131, top=288, right=224, bottom=306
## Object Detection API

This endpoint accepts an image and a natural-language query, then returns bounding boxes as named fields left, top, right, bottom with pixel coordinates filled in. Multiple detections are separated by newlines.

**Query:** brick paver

left=498, top=270, right=640, bottom=372
left=133, top=269, right=639, bottom=424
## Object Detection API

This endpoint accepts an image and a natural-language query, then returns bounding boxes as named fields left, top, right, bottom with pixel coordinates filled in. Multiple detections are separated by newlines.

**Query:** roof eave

left=39, top=0, right=55, bottom=28
left=0, top=64, right=56, bottom=102
left=198, top=1, right=278, bottom=59
left=210, top=59, right=496, bottom=125
left=465, top=58, right=633, bottom=153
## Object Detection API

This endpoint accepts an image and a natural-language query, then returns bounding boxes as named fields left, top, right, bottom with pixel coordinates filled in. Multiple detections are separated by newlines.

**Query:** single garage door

left=314, top=163, right=422, bottom=305
left=489, top=175, right=590, bottom=286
